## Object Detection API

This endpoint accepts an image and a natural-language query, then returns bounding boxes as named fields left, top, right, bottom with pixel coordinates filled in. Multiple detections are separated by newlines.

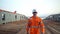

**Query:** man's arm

left=39, top=18, right=45, bottom=34
left=26, top=22, right=30, bottom=32
left=40, top=21, right=45, bottom=34
left=26, top=19, right=31, bottom=34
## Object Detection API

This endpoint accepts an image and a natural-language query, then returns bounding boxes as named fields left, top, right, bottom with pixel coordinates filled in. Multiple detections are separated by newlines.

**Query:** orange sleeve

left=26, top=19, right=31, bottom=32
left=39, top=18, right=45, bottom=34
left=41, top=22, right=45, bottom=33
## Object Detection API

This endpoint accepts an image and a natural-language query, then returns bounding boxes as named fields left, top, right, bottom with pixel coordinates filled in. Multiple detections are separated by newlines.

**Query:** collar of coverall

left=32, top=16, right=38, bottom=18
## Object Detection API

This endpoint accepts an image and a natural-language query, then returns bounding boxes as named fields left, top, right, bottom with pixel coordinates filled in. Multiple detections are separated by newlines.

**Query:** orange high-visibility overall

left=26, top=16, right=45, bottom=34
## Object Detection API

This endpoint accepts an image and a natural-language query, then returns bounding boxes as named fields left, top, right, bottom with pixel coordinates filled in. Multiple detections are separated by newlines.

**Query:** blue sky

left=0, top=0, right=60, bottom=16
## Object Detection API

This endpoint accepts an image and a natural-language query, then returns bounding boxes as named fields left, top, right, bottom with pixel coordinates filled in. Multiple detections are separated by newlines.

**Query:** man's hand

left=27, top=31, right=29, bottom=34
left=27, top=32, right=29, bottom=34
left=40, top=32, right=45, bottom=34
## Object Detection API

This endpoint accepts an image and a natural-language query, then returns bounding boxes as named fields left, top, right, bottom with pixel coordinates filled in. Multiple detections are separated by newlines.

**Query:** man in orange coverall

left=26, top=9, right=45, bottom=34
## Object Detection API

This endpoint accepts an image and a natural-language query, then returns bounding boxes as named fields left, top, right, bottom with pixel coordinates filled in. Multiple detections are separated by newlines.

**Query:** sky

left=0, top=0, right=60, bottom=17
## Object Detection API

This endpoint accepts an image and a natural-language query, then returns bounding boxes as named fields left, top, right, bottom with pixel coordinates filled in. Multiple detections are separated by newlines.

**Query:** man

left=26, top=9, right=45, bottom=34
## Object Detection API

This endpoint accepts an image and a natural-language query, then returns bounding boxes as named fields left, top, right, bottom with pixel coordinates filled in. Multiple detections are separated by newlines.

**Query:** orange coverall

left=26, top=16, right=45, bottom=34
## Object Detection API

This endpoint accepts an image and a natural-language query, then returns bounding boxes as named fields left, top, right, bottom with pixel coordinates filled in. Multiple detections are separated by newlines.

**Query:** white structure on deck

left=45, top=14, right=60, bottom=22
left=0, top=9, right=27, bottom=24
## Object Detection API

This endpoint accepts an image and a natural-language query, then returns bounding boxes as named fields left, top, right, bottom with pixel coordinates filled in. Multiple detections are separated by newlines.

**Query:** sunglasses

left=33, top=12, right=37, bottom=13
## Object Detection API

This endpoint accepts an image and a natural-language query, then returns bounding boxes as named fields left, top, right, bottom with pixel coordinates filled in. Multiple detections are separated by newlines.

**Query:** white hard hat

left=32, top=9, right=37, bottom=13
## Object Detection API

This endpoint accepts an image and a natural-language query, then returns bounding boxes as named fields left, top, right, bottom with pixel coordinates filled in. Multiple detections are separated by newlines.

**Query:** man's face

left=33, top=12, right=37, bottom=16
